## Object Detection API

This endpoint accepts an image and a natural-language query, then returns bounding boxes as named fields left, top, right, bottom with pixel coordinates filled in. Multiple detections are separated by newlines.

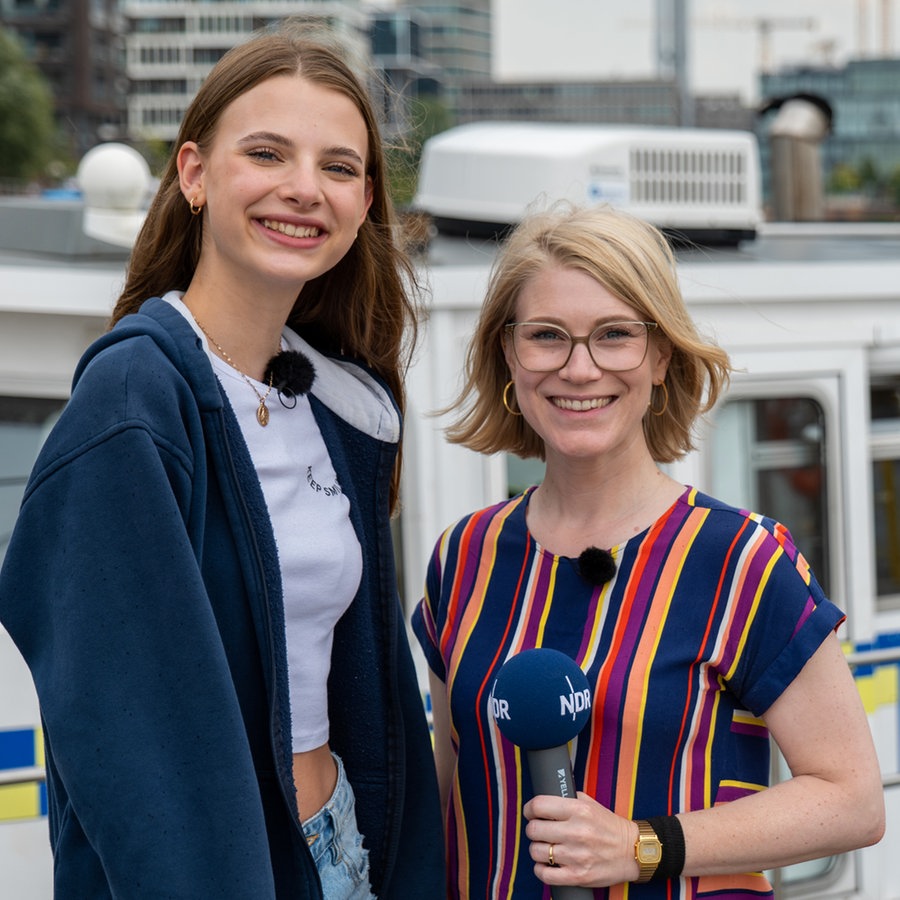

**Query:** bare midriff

left=293, top=743, right=338, bottom=822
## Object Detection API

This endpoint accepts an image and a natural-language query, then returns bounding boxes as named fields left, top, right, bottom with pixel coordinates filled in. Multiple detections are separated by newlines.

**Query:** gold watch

left=633, top=820, right=663, bottom=883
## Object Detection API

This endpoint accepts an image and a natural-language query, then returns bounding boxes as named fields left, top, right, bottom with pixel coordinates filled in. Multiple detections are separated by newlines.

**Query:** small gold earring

left=189, top=196, right=203, bottom=216
left=503, top=381, right=522, bottom=416
left=649, top=381, right=669, bottom=417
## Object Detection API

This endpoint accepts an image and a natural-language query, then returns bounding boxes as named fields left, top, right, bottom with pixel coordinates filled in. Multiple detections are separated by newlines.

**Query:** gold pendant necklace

left=195, top=319, right=275, bottom=427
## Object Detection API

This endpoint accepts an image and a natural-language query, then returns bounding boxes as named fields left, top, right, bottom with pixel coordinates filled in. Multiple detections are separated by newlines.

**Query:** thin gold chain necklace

left=195, top=319, right=276, bottom=427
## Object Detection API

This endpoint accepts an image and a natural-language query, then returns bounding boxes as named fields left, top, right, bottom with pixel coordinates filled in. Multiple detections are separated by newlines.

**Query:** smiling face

left=178, top=73, right=373, bottom=304
left=504, top=263, right=671, bottom=467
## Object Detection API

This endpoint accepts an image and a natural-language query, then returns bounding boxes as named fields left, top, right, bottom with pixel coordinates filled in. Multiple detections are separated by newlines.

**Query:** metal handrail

left=845, top=645, right=900, bottom=667
left=0, top=766, right=44, bottom=787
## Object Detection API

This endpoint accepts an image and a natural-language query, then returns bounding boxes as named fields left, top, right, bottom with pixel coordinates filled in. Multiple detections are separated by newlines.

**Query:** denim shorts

left=301, top=754, right=376, bottom=900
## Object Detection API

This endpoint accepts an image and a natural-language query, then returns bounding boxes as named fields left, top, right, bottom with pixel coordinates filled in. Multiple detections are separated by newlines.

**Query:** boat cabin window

left=710, top=396, right=830, bottom=595
left=871, top=376, right=900, bottom=608
left=0, top=397, right=65, bottom=568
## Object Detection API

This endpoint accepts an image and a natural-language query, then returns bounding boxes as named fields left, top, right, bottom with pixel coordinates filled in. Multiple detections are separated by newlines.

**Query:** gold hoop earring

left=649, top=381, right=669, bottom=417
left=503, top=381, right=522, bottom=416
left=189, top=196, right=203, bottom=216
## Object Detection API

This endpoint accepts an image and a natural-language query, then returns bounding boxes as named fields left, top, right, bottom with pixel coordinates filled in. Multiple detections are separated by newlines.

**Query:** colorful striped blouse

left=413, top=485, right=845, bottom=900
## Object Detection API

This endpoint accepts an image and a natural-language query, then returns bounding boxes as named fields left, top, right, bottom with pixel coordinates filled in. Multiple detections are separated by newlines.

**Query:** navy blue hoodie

left=0, top=298, right=444, bottom=898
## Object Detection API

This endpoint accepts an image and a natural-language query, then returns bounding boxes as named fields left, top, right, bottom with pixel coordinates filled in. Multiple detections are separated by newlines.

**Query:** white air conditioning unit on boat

left=413, top=121, right=762, bottom=245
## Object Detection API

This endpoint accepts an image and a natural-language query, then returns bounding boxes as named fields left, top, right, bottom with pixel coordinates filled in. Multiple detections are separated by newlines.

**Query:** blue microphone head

left=490, top=648, right=592, bottom=750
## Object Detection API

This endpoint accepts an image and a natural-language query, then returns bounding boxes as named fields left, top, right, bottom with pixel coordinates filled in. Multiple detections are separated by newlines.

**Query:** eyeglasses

left=504, top=320, right=658, bottom=373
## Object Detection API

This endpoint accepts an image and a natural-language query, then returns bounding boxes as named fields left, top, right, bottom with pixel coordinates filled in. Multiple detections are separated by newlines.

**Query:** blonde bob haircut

left=444, top=203, right=732, bottom=463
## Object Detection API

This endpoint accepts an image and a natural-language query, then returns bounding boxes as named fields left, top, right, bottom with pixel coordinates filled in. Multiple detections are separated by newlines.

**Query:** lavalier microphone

left=265, top=350, right=316, bottom=408
left=576, top=546, right=617, bottom=586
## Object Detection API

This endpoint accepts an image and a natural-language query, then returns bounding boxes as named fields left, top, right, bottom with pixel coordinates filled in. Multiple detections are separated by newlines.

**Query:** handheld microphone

left=491, top=648, right=594, bottom=900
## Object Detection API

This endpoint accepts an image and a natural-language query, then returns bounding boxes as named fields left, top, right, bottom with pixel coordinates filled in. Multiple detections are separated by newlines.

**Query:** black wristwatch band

left=645, top=815, right=686, bottom=880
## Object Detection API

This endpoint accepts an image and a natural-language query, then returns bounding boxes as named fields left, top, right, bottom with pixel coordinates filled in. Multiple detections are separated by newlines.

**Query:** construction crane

left=650, top=3, right=818, bottom=77
left=691, top=15, right=818, bottom=73
left=647, top=3, right=818, bottom=124
left=754, top=17, right=818, bottom=73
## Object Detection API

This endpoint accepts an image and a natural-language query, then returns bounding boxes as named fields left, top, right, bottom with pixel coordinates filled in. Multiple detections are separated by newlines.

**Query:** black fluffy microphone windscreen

left=577, top=546, right=617, bottom=586
left=265, top=350, right=316, bottom=399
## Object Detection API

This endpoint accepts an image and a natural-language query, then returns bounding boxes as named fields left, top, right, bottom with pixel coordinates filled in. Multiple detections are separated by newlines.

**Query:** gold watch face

left=637, top=840, right=662, bottom=864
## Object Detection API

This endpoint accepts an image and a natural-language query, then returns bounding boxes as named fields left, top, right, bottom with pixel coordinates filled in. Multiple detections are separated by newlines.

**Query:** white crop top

left=165, top=293, right=363, bottom=753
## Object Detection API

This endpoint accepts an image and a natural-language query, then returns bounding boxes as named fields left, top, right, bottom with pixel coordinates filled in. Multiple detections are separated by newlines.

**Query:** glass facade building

left=122, top=0, right=370, bottom=142
left=760, top=58, right=900, bottom=187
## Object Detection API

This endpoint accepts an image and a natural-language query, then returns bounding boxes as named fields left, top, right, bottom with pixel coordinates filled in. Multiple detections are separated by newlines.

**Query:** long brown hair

left=112, top=26, right=421, bottom=510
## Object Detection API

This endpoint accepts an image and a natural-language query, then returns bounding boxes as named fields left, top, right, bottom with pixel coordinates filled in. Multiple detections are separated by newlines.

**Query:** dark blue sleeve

left=730, top=538, right=846, bottom=717
left=0, top=382, right=278, bottom=897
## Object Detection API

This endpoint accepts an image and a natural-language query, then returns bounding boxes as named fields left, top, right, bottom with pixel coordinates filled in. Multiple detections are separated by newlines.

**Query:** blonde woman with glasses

left=413, top=203, right=883, bottom=899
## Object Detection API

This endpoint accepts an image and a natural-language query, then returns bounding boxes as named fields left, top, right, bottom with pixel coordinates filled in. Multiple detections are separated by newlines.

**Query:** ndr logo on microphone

left=490, top=676, right=591, bottom=723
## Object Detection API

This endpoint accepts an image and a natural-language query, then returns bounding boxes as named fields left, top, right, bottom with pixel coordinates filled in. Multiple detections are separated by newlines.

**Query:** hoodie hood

left=107, top=294, right=402, bottom=445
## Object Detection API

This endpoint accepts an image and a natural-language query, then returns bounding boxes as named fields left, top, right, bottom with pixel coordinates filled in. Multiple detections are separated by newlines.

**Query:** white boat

left=2, top=134, right=899, bottom=898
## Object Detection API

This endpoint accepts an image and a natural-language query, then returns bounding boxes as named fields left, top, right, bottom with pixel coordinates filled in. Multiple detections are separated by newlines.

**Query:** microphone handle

left=526, top=747, right=594, bottom=900
left=527, top=745, right=578, bottom=800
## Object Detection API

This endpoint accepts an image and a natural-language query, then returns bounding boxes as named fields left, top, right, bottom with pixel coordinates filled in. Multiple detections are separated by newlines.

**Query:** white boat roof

left=0, top=196, right=129, bottom=319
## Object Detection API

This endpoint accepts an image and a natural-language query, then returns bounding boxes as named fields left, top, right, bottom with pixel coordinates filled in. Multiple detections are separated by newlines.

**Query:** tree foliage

left=889, top=167, right=900, bottom=208
left=827, top=162, right=860, bottom=194
left=386, top=95, right=453, bottom=207
left=826, top=157, right=900, bottom=216
left=0, top=27, right=56, bottom=181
